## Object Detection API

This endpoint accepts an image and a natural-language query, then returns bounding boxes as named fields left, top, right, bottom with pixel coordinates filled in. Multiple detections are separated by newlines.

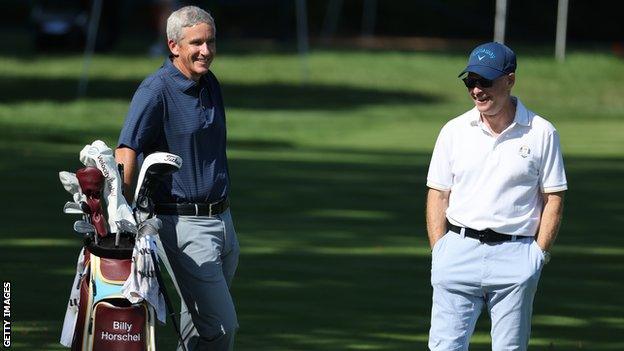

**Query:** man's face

left=465, top=72, right=515, bottom=117
left=168, top=22, right=216, bottom=81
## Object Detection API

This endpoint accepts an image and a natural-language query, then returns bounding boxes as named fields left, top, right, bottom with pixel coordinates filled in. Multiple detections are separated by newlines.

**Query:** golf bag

left=70, top=233, right=156, bottom=351
left=60, top=141, right=183, bottom=351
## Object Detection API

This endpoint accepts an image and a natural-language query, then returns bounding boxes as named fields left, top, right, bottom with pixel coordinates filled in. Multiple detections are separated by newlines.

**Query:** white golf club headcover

left=133, top=152, right=183, bottom=207
left=73, top=192, right=86, bottom=204
left=59, top=171, right=80, bottom=196
left=79, top=140, right=136, bottom=231
left=79, top=140, right=112, bottom=166
left=59, top=171, right=86, bottom=205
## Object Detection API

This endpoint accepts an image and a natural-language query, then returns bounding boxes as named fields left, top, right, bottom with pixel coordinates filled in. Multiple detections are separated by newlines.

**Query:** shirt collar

left=468, top=96, right=531, bottom=127
left=163, top=57, right=206, bottom=92
left=511, top=97, right=530, bottom=126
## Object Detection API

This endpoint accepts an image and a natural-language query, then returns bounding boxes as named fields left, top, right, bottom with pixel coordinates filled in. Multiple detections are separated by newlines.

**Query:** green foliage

left=0, top=47, right=622, bottom=350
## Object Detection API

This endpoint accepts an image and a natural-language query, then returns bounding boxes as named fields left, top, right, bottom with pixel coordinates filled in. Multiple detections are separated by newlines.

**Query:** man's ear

left=168, top=39, right=179, bottom=57
left=507, top=73, right=516, bottom=90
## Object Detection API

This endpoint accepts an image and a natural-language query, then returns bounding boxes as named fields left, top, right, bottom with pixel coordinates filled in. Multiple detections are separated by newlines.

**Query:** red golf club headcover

left=76, top=167, right=104, bottom=198
left=76, top=167, right=107, bottom=237
left=86, top=198, right=107, bottom=237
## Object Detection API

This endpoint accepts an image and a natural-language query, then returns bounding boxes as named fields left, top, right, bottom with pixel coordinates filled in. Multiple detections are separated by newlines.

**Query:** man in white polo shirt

left=426, top=42, right=567, bottom=350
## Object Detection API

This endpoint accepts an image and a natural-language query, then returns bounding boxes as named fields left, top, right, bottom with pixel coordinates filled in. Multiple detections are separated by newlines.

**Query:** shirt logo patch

left=519, top=145, right=531, bottom=158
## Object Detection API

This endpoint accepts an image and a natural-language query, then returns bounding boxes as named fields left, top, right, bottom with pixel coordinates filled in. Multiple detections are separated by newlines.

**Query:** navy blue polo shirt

left=118, top=58, right=229, bottom=204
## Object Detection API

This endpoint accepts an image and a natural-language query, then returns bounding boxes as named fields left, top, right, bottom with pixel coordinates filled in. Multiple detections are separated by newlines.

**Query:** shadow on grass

left=0, top=138, right=622, bottom=350
left=0, top=76, right=442, bottom=110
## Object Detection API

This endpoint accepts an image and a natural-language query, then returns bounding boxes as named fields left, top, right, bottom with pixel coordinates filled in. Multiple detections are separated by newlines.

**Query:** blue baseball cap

left=458, top=42, right=517, bottom=80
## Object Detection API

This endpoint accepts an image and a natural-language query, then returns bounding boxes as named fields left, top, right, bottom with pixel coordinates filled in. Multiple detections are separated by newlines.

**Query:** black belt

left=446, top=220, right=513, bottom=243
left=155, top=198, right=229, bottom=216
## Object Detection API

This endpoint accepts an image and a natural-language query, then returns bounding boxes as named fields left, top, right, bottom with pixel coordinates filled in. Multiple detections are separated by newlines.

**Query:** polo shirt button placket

left=199, top=87, right=206, bottom=110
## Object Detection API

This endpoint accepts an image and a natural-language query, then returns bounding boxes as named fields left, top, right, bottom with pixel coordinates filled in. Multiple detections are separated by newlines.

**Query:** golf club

left=138, top=218, right=161, bottom=237
left=73, top=220, right=96, bottom=235
left=116, top=219, right=138, bottom=236
left=63, top=202, right=84, bottom=215
left=115, top=219, right=138, bottom=247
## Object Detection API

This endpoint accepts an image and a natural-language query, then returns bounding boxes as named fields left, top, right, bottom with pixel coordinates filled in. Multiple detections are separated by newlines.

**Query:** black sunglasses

left=462, top=76, right=494, bottom=89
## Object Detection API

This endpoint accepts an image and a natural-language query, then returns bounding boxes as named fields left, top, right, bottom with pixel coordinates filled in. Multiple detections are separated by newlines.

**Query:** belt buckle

left=194, top=204, right=199, bottom=216
left=207, top=202, right=213, bottom=217
left=478, top=232, right=487, bottom=243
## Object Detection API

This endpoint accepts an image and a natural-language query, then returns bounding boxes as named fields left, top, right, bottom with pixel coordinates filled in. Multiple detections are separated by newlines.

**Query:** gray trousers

left=156, top=209, right=240, bottom=351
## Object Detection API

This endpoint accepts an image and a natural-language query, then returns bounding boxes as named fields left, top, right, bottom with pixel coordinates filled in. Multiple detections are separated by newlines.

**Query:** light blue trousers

left=156, top=209, right=240, bottom=351
left=429, top=231, right=546, bottom=351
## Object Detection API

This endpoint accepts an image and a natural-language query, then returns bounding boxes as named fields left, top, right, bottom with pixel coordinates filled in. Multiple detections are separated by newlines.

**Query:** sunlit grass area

left=0, top=43, right=623, bottom=350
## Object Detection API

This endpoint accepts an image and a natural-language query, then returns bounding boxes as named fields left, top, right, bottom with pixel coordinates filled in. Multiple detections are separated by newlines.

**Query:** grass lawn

left=0, top=42, right=623, bottom=350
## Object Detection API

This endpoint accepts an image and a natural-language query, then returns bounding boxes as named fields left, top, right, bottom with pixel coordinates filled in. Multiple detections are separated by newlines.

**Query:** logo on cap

left=473, top=48, right=496, bottom=60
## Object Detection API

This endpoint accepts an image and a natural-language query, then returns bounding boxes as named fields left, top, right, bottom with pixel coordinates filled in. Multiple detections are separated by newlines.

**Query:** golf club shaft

left=150, top=250, right=188, bottom=351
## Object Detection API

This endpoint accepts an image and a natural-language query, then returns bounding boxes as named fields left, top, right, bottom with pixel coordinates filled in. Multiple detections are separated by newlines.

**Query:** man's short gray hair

left=166, top=6, right=215, bottom=44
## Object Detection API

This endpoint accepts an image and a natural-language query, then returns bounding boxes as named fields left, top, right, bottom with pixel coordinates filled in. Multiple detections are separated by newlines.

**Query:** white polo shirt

left=427, top=97, right=567, bottom=236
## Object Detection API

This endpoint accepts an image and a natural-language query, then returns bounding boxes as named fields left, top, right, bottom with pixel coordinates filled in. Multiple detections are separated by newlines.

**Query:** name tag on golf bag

left=71, top=247, right=156, bottom=351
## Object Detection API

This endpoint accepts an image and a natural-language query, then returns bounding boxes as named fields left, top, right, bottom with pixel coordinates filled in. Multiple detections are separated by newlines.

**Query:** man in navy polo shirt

left=426, top=42, right=567, bottom=350
left=115, top=6, right=239, bottom=351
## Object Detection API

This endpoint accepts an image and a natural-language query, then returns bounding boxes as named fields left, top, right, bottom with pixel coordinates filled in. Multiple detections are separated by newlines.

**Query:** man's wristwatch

left=542, top=250, right=551, bottom=265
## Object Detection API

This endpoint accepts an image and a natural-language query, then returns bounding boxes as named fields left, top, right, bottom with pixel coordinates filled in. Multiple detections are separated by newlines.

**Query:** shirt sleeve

left=427, top=125, right=453, bottom=191
left=118, top=86, right=163, bottom=153
left=540, top=130, right=568, bottom=193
